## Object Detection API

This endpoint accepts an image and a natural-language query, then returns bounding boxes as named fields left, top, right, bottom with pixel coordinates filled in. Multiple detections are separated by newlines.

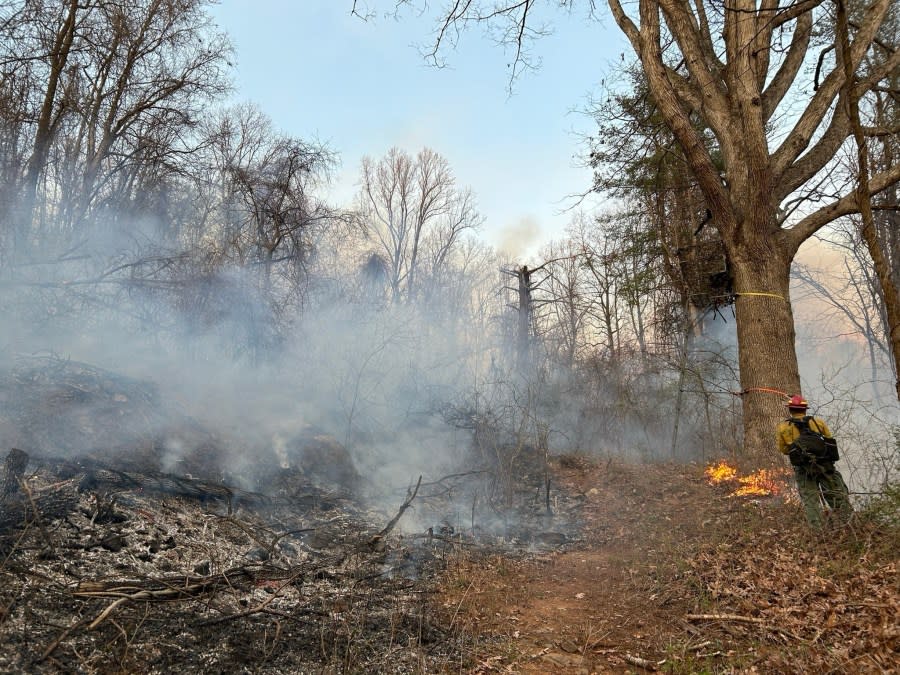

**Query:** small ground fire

left=705, top=460, right=790, bottom=498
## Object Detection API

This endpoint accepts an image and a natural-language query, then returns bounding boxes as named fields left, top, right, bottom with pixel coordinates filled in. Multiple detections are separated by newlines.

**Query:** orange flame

left=705, top=460, right=790, bottom=498
left=731, top=468, right=784, bottom=497
left=704, top=461, right=737, bottom=484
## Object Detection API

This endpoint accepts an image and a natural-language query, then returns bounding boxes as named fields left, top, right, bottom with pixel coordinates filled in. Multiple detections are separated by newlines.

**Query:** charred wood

left=2, top=449, right=28, bottom=502
left=73, top=562, right=331, bottom=629
left=0, top=477, right=80, bottom=533
left=366, top=476, right=422, bottom=551
left=39, top=455, right=272, bottom=512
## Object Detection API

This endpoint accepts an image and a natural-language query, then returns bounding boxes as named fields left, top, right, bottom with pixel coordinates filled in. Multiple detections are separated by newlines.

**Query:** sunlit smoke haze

left=0, top=222, right=513, bottom=529
left=790, top=236, right=899, bottom=492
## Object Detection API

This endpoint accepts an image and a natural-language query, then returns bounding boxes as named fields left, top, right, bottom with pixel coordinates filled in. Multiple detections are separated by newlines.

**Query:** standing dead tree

left=501, top=258, right=567, bottom=372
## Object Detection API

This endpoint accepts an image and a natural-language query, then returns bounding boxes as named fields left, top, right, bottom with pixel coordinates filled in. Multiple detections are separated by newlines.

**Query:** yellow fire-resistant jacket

left=776, top=412, right=833, bottom=455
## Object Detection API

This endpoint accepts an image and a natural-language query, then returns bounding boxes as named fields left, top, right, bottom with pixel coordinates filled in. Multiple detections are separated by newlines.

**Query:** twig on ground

left=197, top=575, right=297, bottom=627
left=17, top=479, right=54, bottom=552
left=623, top=652, right=666, bottom=670
left=449, top=578, right=477, bottom=630
left=39, top=617, right=90, bottom=662
left=686, top=613, right=765, bottom=624
left=687, top=612, right=806, bottom=642
left=78, top=568, right=261, bottom=628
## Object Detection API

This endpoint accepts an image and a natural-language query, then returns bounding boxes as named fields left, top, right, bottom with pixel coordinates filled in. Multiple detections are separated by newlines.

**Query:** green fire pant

left=793, top=464, right=853, bottom=528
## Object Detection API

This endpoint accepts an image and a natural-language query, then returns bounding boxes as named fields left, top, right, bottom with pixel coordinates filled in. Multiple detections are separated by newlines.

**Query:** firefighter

left=776, top=394, right=853, bottom=528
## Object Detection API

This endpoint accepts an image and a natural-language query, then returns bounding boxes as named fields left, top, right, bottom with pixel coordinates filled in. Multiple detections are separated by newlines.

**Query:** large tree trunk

left=729, top=236, right=800, bottom=461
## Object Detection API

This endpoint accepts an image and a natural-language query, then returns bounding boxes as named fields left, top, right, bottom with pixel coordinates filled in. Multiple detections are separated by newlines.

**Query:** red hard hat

left=785, top=394, right=808, bottom=409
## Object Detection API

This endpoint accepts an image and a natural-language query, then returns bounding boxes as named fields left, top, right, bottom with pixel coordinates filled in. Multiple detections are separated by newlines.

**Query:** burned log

left=79, top=467, right=255, bottom=507
left=2, top=448, right=28, bottom=502
left=0, top=477, right=80, bottom=533
left=64, top=463, right=276, bottom=515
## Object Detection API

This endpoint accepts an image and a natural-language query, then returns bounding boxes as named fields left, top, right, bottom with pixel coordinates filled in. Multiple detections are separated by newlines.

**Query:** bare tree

left=4, top=0, right=82, bottom=257
left=539, top=238, right=593, bottom=370
left=835, top=0, right=900, bottom=399
left=357, top=146, right=481, bottom=303
left=63, top=0, right=230, bottom=231
left=194, top=104, right=338, bottom=354
left=794, top=223, right=895, bottom=403
left=203, top=106, right=334, bottom=263
left=420, top=184, right=482, bottom=301
left=1, top=0, right=230, bottom=259
left=572, top=212, right=666, bottom=361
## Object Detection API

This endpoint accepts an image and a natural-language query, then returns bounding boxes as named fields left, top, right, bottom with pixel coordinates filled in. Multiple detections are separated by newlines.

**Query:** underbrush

left=858, top=481, right=900, bottom=530
left=678, top=493, right=899, bottom=674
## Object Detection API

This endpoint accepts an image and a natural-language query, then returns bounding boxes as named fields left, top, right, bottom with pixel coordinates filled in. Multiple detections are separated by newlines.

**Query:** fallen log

left=77, top=466, right=270, bottom=512
left=0, top=477, right=80, bottom=533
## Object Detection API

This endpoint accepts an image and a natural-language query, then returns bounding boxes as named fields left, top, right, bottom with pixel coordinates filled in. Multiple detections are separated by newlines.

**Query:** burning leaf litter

left=705, top=460, right=738, bottom=484
left=705, top=459, right=792, bottom=498
left=438, top=457, right=898, bottom=673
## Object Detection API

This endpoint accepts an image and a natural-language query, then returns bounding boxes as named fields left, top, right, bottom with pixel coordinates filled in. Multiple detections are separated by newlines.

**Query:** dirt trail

left=437, top=456, right=760, bottom=673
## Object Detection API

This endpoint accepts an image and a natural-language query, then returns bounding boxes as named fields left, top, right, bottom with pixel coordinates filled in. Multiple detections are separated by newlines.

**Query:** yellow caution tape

left=736, top=292, right=786, bottom=301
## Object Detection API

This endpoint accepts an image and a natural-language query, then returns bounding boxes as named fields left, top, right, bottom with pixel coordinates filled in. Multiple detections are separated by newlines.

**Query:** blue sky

left=208, top=2, right=629, bottom=258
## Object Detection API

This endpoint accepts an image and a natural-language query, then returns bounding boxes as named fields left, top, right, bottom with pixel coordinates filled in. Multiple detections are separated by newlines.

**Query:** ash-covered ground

left=0, top=357, right=586, bottom=673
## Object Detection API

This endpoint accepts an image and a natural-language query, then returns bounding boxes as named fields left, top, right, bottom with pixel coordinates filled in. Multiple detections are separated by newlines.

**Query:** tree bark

left=729, top=244, right=800, bottom=462
left=517, top=265, right=533, bottom=371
